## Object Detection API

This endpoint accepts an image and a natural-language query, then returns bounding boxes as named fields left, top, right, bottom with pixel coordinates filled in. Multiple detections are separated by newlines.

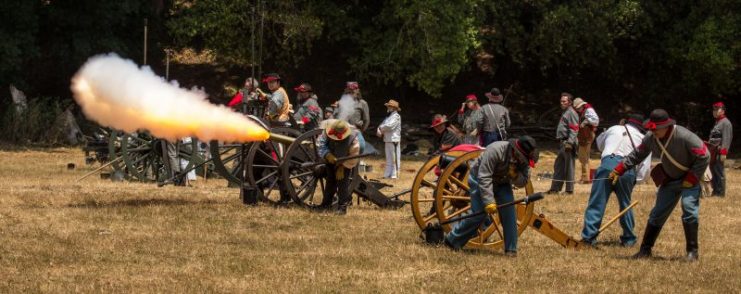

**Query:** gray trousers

left=550, top=143, right=575, bottom=192
left=710, top=160, right=725, bottom=196
left=163, top=141, right=180, bottom=177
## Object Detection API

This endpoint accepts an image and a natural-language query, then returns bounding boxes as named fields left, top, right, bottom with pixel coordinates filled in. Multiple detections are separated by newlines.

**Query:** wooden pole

left=77, top=156, right=123, bottom=182
left=143, top=18, right=148, bottom=65
left=598, top=200, right=639, bottom=233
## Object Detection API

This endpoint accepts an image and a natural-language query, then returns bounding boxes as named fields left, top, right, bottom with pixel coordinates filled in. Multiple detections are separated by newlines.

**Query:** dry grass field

left=1, top=147, right=740, bottom=293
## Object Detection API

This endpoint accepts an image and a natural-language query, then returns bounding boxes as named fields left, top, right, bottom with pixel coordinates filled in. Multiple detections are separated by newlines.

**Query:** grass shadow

left=67, top=198, right=222, bottom=208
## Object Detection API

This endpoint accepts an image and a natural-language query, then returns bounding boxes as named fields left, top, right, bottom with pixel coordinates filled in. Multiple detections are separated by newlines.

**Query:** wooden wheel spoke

left=255, top=170, right=279, bottom=185
left=445, top=204, right=471, bottom=219
left=448, top=175, right=469, bottom=190
left=423, top=212, right=438, bottom=223
left=417, top=198, right=435, bottom=202
left=252, top=164, right=278, bottom=169
left=290, top=170, right=314, bottom=180
left=421, top=179, right=436, bottom=188
left=442, top=195, right=470, bottom=201
left=257, top=148, right=279, bottom=164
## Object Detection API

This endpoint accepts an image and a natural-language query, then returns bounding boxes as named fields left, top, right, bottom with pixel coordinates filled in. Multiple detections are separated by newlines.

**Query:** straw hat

left=384, top=99, right=401, bottom=111
left=573, top=98, right=587, bottom=109
left=326, top=119, right=352, bottom=141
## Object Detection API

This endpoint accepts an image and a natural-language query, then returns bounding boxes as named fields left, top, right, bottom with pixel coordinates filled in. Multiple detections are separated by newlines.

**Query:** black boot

left=632, top=223, right=662, bottom=259
left=683, top=222, right=699, bottom=262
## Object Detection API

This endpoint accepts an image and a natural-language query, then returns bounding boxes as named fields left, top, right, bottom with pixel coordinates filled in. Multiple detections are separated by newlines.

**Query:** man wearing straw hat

left=610, top=109, right=709, bottom=261
left=573, top=97, right=600, bottom=184
left=444, top=135, right=539, bottom=256
left=317, top=119, right=361, bottom=215
left=377, top=99, right=402, bottom=179
left=580, top=113, right=650, bottom=247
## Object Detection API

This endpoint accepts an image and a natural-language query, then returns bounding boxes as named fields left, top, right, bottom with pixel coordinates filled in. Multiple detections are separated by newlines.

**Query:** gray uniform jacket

left=623, top=125, right=710, bottom=181
left=293, top=96, right=322, bottom=126
left=457, top=108, right=483, bottom=134
left=709, top=117, right=733, bottom=154
left=346, top=98, right=370, bottom=131
left=556, top=107, right=579, bottom=145
left=472, top=141, right=530, bottom=206
left=479, top=103, right=510, bottom=133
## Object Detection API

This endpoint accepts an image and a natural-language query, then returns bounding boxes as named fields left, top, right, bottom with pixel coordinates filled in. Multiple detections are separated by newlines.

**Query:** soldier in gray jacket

left=457, top=94, right=484, bottom=145
left=343, top=81, right=370, bottom=132
left=610, top=109, right=709, bottom=261
left=480, top=88, right=511, bottom=146
left=548, top=92, right=579, bottom=194
left=444, top=136, right=538, bottom=256
left=708, top=101, right=732, bottom=197
left=292, top=83, right=322, bottom=130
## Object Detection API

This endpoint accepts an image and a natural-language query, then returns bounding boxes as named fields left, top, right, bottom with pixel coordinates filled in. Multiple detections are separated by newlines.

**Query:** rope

left=536, top=177, right=611, bottom=183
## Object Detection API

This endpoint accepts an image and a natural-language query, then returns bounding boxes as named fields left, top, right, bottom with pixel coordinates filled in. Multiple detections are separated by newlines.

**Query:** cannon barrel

left=268, top=132, right=296, bottom=145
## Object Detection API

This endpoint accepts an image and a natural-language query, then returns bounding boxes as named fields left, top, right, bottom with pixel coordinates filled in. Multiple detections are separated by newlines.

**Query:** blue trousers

left=446, top=172, right=518, bottom=252
left=710, top=160, right=725, bottom=196
left=649, top=179, right=701, bottom=227
left=480, top=131, right=501, bottom=147
left=580, top=155, right=636, bottom=245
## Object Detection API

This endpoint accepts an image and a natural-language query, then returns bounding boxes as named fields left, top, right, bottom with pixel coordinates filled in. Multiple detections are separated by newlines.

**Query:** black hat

left=513, top=135, right=538, bottom=165
left=624, top=113, right=646, bottom=132
left=490, top=88, right=501, bottom=96
left=644, top=109, right=675, bottom=130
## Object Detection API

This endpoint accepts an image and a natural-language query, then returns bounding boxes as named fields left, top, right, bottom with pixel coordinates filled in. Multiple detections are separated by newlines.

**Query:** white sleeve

left=635, top=153, right=652, bottom=183
left=585, top=108, right=599, bottom=126
left=595, top=127, right=610, bottom=152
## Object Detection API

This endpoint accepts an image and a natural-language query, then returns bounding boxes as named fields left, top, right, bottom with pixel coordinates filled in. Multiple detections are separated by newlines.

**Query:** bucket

left=423, top=223, right=444, bottom=245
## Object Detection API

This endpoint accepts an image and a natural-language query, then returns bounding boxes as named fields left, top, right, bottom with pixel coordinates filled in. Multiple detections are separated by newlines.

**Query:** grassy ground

left=1, top=148, right=739, bottom=293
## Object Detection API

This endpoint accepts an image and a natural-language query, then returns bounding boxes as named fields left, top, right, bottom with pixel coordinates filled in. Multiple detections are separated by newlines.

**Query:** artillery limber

left=409, top=149, right=638, bottom=250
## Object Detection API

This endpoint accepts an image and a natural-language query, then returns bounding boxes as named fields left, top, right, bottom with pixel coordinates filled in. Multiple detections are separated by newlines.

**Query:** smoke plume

left=337, top=94, right=355, bottom=122
left=70, top=54, right=269, bottom=143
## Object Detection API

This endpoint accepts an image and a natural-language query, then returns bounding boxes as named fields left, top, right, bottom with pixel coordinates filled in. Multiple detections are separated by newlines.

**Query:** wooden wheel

left=434, top=150, right=535, bottom=250
left=245, top=127, right=300, bottom=204
left=107, top=130, right=127, bottom=178
left=209, top=141, right=252, bottom=186
left=410, top=151, right=468, bottom=230
left=280, top=129, right=327, bottom=208
left=119, top=132, right=203, bottom=182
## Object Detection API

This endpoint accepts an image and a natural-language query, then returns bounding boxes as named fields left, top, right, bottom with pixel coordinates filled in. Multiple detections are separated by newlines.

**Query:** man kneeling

left=444, top=136, right=538, bottom=256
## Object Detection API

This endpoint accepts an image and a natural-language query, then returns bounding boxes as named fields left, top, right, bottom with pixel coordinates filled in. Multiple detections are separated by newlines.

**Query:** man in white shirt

left=377, top=99, right=401, bottom=179
left=580, top=113, right=650, bottom=247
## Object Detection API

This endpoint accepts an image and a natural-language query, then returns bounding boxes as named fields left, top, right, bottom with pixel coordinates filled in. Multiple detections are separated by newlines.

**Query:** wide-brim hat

left=326, top=119, right=352, bottom=141
left=573, top=98, right=587, bottom=109
left=485, top=88, right=503, bottom=103
left=429, top=115, right=448, bottom=128
left=644, top=109, right=675, bottom=131
left=384, top=99, right=401, bottom=111
left=512, top=135, right=538, bottom=167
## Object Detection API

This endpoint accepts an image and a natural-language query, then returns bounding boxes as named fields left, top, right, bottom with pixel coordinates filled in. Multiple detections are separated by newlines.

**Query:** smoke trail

left=70, top=54, right=269, bottom=143
left=337, top=94, right=355, bottom=122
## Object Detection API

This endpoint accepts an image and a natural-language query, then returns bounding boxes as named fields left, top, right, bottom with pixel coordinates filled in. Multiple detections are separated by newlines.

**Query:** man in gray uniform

left=480, top=88, right=511, bottom=146
left=292, top=83, right=322, bottom=130
left=344, top=81, right=370, bottom=132
left=610, top=109, right=709, bottom=261
left=444, top=135, right=538, bottom=256
left=548, top=92, right=579, bottom=195
left=708, top=101, right=732, bottom=197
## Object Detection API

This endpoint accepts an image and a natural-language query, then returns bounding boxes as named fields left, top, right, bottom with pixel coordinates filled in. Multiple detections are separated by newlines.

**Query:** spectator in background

left=457, top=94, right=483, bottom=145
left=480, top=87, right=510, bottom=146
left=573, top=97, right=600, bottom=184
left=547, top=92, right=579, bottom=195
left=377, top=99, right=402, bottom=179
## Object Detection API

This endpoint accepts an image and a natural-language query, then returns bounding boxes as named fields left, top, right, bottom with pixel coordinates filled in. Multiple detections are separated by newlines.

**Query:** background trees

left=1, top=0, right=738, bottom=142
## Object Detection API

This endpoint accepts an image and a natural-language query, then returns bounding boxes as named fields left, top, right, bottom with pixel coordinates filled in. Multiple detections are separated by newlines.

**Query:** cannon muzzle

left=268, top=132, right=296, bottom=145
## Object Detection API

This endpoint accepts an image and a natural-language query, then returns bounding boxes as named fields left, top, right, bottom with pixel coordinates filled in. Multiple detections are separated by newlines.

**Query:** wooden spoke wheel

left=245, top=127, right=300, bottom=205
left=280, top=129, right=330, bottom=208
left=409, top=151, right=468, bottom=230
left=118, top=132, right=203, bottom=182
left=434, top=150, right=535, bottom=250
left=107, top=130, right=127, bottom=178
left=209, top=140, right=251, bottom=186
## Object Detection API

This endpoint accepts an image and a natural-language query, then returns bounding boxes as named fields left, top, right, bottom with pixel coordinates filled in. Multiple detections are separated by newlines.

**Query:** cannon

left=410, top=149, right=640, bottom=250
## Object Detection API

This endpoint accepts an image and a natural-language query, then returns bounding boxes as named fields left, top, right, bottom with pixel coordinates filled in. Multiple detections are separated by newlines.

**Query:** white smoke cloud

left=337, top=94, right=355, bottom=122
left=70, top=53, right=268, bottom=143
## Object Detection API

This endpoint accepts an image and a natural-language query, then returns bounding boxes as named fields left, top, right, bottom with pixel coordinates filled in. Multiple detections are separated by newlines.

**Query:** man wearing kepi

left=548, top=92, right=579, bottom=195
left=708, top=102, right=732, bottom=197
left=444, top=136, right=538, bottom=256
left=480, top=88, right=511, bottom=146
left=580, top=113, right=650, bottom=247
left=292, top=83, right=322, bottom=130
left=377, top=99, right=402, bottom=179
left=317, top=120, right=361, bottom=215
left=258, top=73, right=292, bottom=123
left=609, top=109, right=709, bottom=261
